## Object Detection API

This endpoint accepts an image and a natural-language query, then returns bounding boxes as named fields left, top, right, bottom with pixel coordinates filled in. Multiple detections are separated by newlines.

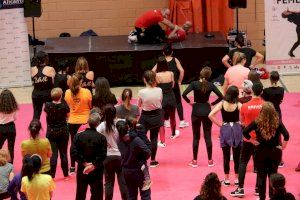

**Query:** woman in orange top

left=64, top=73, right=92, bottom=174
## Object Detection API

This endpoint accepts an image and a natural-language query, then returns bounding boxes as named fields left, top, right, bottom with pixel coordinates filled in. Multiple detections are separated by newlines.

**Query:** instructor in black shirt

left=222, top=34, right=264, bottom=69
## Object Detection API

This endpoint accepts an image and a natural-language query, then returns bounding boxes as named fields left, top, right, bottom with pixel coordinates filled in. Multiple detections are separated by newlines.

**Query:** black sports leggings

left=68, top=123, right=82, bottom=167
left=222, top=145, right=241, bottom=174
left=191, top=115, right=212, bottom=160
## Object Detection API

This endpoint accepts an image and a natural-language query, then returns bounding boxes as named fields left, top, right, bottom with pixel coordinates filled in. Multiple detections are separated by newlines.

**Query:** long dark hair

left=224, top=86, right=239, bottom=103
left=35, top=51, right=49, bottom=68
left=156, top=56, right=169, bottom=73
left=69, top=73, right=82, bottom=96
left=27, top=154, right=42, bottom=181
left=116, top=120, right=129, bottom=139
left=28, top=119, right=41, bottom=139
left=199, top=67, right=212, bottom=94
left=103, top=105, right=116, bottom=133
left=21, top=155, right=32, bottom=178
left=94, top=77, right=114, bottom=109
left=199, top=172, right=223, bottom=199
left=162, top=44, right=173, bottom=56
left=0, top=89, right=18, bottom=114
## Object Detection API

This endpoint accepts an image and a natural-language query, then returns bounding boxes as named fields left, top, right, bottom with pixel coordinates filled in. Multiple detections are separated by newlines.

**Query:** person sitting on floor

left=0, top=149, right=14, bottom=199
left=193, top=172, right=227, bottom=200
left=269, top=173, right=296, bottom=200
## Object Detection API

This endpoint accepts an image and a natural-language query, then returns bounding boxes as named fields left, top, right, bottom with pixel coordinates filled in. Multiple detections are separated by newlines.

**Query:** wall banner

left=265, top=0, right=300, bottom=74
left=0, top=0, right=32, bottom=88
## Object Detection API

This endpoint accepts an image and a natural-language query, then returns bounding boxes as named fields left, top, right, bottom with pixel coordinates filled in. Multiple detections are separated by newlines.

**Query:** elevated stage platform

left=43, top=32, right=228, bottom=86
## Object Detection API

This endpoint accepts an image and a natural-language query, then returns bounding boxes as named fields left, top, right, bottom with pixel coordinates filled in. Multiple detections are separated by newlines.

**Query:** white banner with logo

left=265, top=0, right=300, bottom=74
left=0, top=0, right=31, bottom=87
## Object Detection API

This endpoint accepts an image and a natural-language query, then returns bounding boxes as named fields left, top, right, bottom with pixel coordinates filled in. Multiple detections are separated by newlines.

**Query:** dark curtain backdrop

left=169, top=0, right=234, bottom=35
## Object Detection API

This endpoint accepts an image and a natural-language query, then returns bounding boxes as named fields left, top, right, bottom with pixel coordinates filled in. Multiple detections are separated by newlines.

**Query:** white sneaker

left=170, top=130, right=180, bottom=139
left=157, top=141, right=166, bottom=148
left=128, top=35, right=137, bottom=43
left=179, top=120, right=189, bottom=128
left=164, top=120, right=170, bottom=128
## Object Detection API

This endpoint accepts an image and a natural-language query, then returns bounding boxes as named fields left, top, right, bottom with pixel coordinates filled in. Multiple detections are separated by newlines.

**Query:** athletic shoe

left=296, top=165, right=300, bottom=171
left=255, top=188, right=259, bottom=196
left=128, top=35, right=138, bottom=43
left=157, top=141, right=166, bottom=148
left=164, top=120, right=170, bottom=128
left=69, top=167, right=76, bottom=175
left=188, top=160, right=198, bottom=168
left=221, top=180, right=230, bottom=186
left=179, top=120, right=189, bottom=128
left=278, top=161, right=285, bottom=168
left=141, top=180, right=152, bottom=191
left=64, top=176, right=70, bottom=181
left=234, top=179, right=239, bottom=186
left=170, top=130, right=180, bottom=139
left=208, top=160, right=215, bottom=167
left=230, top=187, right=245, bottom=197
left=150, top=161, right=159, bottom=168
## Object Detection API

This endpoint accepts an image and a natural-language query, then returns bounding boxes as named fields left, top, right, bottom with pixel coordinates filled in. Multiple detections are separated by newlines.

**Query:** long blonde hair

left=0, top=149, right=10, bottom=166
left=256, top=102, right=279, bottom=140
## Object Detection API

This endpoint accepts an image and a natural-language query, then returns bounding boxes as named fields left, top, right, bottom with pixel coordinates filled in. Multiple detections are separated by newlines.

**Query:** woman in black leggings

left=209, top=86, right=243, bottom=186
left=182, top=67, right=223, bottom=168
left=138, top=70, right=163, bottom=168
left=243, top=102, right=289, bottom=200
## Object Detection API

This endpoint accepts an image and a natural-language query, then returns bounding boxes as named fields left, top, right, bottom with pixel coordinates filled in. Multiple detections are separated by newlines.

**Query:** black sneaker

left=278, top=161, right=285, bottom=168
left=230, top=187, right=245, bottom=197
left=69, top=167, right=76, bottom=175
left=255, top=188, right=259, bottom=196
left=150, top=161, right=159, bottom=168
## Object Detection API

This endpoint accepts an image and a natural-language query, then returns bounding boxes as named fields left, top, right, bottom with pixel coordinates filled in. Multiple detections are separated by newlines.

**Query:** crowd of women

left=0, top=37, right=298, bottom=200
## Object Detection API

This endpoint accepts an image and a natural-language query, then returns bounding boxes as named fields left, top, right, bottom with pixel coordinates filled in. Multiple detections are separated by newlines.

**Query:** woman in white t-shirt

left=138, top=70, right=163, bottom=168
left=97, top=105, right=128, bottom=200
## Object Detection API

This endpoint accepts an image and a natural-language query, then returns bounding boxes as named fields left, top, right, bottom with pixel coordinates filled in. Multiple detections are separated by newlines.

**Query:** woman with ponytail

left=96, top=105, right=128, bottom=200
left=21, top=120, right=52, bottom=175
left=138, top=70, right=163, bottom=168
left=116, top=88, right=139, bottom=119
left=64, top=73, right=92, bottom=174
left=31, top=51, right=56, bottom=119
left=223, top=52, right=250, bottom=94
left=21, top=154, right=55, bottom=200
left=243, top=102, right=290, bottom=200
left=182, top=67, right=223, bottom=168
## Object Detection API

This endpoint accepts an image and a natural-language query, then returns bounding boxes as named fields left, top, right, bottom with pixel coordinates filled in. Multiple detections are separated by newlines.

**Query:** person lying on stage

left=165, top=21, right=192, bottom=42
left=128, top=8, right=177, bottom=44
left=222, top=33, right=264, bottom=69
left=282, top=9, right=300, bottom=57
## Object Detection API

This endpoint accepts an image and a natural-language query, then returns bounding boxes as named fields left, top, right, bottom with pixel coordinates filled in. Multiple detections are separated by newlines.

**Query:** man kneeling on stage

left=128, top=8, right=177, bottom=44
